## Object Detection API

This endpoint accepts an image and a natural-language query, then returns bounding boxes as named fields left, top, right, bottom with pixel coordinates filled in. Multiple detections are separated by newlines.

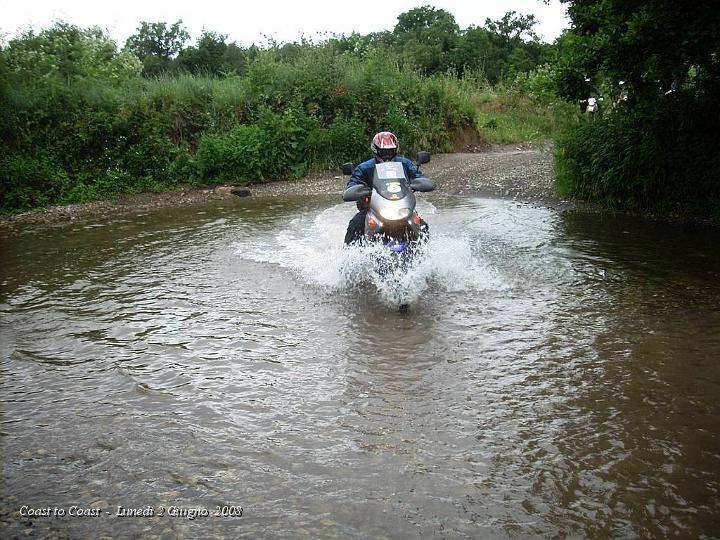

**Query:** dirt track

left=0, top=143, right=571, bottom=228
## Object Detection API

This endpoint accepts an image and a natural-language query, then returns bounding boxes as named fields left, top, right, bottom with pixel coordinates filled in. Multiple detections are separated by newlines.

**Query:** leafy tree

left=124, top=20, right=189, bottom=76
left=222, top=43, right=249, bottom=75
left=336, top=7, right=552, bottom=81
left=555, top=0, right=720, bottom=102
left=175, top=31, right=246, bottom=75
left=453, top=26, right=492, bottom=78
left=453, top=12, right=549, bottom=82
left=485, top=11, right=540, bottom=43
left=393, top=5, right=460, bottom=75
left=3, top=22, right=141, bottom=83
left=395, top=5, right=460, bottom=35
left=328, top=31, right=395, bottom=59
left=554, top=0, right=720, bottom=219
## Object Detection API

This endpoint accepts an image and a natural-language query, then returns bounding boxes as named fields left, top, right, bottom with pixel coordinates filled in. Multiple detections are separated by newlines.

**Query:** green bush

left=254, top=107, right=311, bottom=179
left=513, top=64, right=560, bottom=105
left=0, top=30, right=491, bottom=214
left=0, top=154, right=70, bottom=213
left=65, top=169, right=135, bottom=203
left=121, top=136, right=178, bottom=183
left=306, top=117, right=368, bottom=166
left=555, top=94, right=720, bottom=220
left=167, top=147, right=199, bottom=185
left=196, top=124, right=263, bottom=183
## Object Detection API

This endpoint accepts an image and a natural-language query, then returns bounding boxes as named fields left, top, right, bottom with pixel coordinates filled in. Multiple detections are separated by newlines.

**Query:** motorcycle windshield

left=373, top=162, right=410, bottom=200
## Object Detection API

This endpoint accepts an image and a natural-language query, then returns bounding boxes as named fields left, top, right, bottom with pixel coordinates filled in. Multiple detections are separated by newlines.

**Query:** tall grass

left=0, top=45, right=569, bottom=214
left=454, top=68, right=578, bottom=144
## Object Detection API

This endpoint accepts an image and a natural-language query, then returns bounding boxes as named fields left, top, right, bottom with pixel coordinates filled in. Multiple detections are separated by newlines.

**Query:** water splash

left=234, top=203, right=504, bottom=308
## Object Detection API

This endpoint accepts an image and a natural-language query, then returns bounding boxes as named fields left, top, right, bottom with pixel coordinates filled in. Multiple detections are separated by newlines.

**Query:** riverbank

left=0, top=143, right=569, bottom=229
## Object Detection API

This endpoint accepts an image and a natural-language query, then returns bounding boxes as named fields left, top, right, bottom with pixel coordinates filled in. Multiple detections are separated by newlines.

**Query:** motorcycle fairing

left=373, top=162, right=411, bottom=200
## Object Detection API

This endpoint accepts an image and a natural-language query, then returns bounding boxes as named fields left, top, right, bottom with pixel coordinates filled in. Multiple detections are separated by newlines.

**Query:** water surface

left=1, top=194, right=719, bottom=538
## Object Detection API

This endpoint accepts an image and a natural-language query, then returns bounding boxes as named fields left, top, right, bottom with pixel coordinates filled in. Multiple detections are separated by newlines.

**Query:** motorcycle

left=341, top=151, right=435, bottom=271
left=584, top=96, right=603, bottom=115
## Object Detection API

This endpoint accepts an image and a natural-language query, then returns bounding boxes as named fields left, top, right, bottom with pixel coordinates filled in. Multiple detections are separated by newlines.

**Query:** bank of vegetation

left=2, top=3, right=717, bottom=221
left=553, top=1, right=720, bottom=222
left=0, top=8, right=573, bottom=215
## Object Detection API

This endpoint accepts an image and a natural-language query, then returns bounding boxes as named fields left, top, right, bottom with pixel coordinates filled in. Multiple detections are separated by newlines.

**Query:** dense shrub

left=1, top=45, right=487, bottom=213
left=196, top=107, right=322, bottom=183
left=1, top=22, right=558, bottom=215
left=0, top=154, right=70, bottom=213
left=196, top=124, right=263, bottom=183
left=306, top=117, right=369, bottom=167
left=65, top=169, right=136, bottom=203
left=555, top=94, right=720, bottom=220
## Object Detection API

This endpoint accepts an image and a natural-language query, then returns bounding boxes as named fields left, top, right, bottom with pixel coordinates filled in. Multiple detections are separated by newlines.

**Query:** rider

left=344, top=131, right=429, bottom=245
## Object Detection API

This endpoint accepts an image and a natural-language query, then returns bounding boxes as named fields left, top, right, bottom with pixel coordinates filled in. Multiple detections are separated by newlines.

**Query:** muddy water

left=1, top=194, right=719, bottom=539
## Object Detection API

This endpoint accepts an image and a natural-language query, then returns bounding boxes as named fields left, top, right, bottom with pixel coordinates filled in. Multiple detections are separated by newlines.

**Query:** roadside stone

left=230, top=186, right=252, bottom=197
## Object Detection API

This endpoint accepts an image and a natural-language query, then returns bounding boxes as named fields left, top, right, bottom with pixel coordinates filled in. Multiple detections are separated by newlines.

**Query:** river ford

left=1, top=149, right=719, bottom=539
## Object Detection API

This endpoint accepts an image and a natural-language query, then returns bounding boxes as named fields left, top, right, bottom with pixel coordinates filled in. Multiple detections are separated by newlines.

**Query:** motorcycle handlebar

left=343, top=184, right=372, bottom=202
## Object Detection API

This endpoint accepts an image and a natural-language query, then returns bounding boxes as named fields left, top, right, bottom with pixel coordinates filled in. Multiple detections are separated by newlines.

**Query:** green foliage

left=0, top=154, right=70, bottom=213
left=3, top=22, right=142, bottom=84
left=0, top=8, right=568, bottom=215
left=555, top=94, right=720, bottom=219
left=387, top=8, right=550, bottom=81
left=175, top=31, right=248, bottom=76
left=484, top=11, right=539, bottom=42
left=167, top=147, right=199, bottom=185
left=556, top=1, right=720, bottom=103
left=554, top=0, right=720, bottom=220
left=513, top=65, right=560, bottom=105
left=196, top=124, right=264, bottom=183
left=65, top=169, right=136, bottom=203
left=124, top=20, right=189, bottom=76
left=306, top=117, right=369, bottom=166
left=195, top=107, right=324, bottom=183
left=393, top=5, right=460, bottom=75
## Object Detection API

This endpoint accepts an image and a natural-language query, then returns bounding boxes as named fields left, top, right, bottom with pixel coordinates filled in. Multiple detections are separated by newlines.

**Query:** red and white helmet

left=371, top=131, right=399, bottom=162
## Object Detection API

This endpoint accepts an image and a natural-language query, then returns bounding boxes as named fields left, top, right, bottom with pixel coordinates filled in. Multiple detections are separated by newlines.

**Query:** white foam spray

left=234, top=202, right=505, bottom=308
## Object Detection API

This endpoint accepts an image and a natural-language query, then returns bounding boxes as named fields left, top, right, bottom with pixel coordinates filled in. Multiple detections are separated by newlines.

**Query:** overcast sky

left=2, top=0, right=571, bottom=47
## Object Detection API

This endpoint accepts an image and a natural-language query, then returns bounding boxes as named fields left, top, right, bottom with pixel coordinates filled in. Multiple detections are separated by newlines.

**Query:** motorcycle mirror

left=417, top=151, right=430, bottom=165
left=342, top=162, right=354, bottom=176
left=343, top=184, right=372, bottom=202
left=410, top=177, right=435, bottom=193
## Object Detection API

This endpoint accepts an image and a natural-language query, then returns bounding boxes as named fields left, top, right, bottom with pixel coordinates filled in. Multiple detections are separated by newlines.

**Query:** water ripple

left=1, top=196, right=719, bottom=538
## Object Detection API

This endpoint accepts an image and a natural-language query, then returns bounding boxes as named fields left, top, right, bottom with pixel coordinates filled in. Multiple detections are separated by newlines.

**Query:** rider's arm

left=346, top=159, right=374, bottom=189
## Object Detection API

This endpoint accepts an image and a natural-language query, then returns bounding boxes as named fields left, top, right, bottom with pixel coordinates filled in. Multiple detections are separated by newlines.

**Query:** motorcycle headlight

left=378, top=206, right=412, bottom=221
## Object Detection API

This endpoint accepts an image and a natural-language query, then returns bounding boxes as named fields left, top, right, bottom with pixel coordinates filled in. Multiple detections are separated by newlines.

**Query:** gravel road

left=1, top=143, right=572, bottom=228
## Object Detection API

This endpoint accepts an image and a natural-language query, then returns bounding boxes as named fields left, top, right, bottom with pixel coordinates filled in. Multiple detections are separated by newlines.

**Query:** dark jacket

left=346, top=156, right=427, bottom=189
